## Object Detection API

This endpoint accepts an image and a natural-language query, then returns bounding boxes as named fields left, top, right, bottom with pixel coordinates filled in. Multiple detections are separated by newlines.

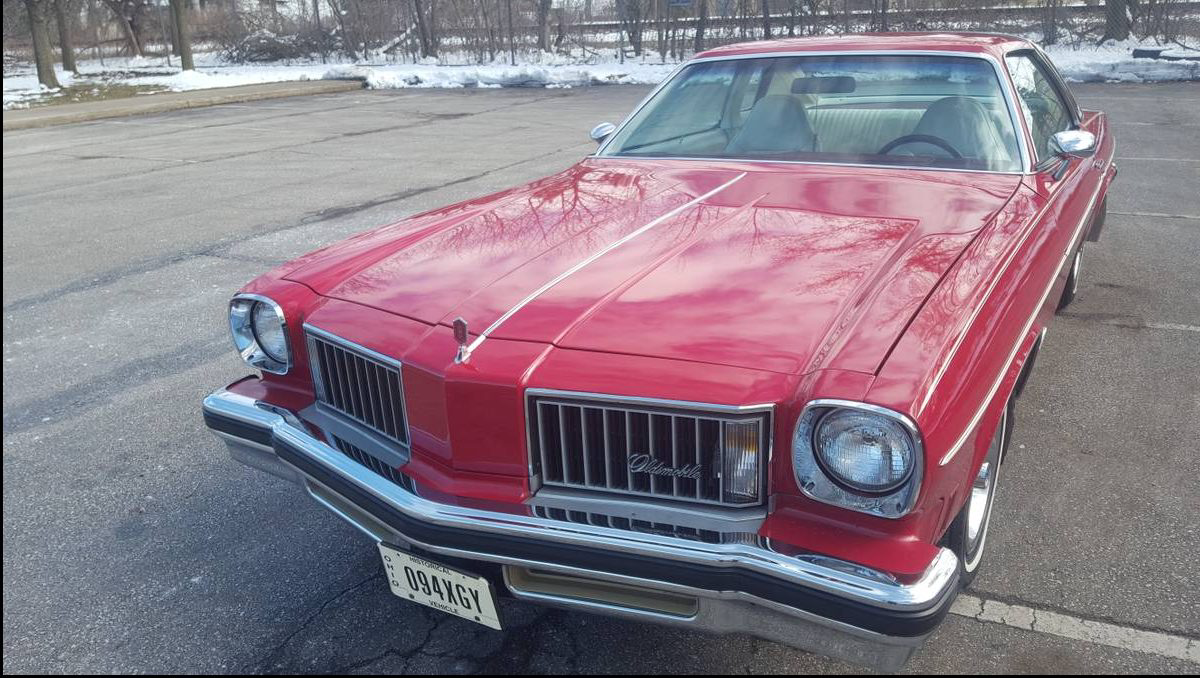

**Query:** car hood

left=284, top=159, right=1019, bottom=375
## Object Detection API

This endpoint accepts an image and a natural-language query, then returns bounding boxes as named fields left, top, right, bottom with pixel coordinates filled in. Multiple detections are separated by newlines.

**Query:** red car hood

left=284, top=159, right=1019, bottom=375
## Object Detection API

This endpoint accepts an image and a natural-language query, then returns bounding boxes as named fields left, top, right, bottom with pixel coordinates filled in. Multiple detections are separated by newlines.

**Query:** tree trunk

left=428, top=0, right=439, bottom=55
left=312, top=0, right=327, bottom=63
left=478, top=0, right=496, bottom=61
left=104, top=0, right=143, bottom=56
left=656, top=0, right=665, bottom=59
left=53, top=0, right=78, bottom=73
left=1042, top=0, right=1059, bottom=45
left=761, top=0, right=770, bottom=38
left=26, top=0, right=61, bottom=88
left=169, top=0, right=193, bottom=69
left=412, top=0, right=436, bottom=58
left=535, top=0, right=552, bottom=52
left=506, top=0, right=515, bottom=65
left=617, top=0, right=644, bottom=56
left=1101, top=0, right=1134, bottom=42
left=694, top=0, right=707, bottom=51
left=554, top=8, right=566, bottom=50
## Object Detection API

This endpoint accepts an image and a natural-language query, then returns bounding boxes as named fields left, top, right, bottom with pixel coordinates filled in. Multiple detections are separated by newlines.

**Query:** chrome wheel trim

left=963, top=414, right=1004, bottom=573
left=1069, top=249, right=1082, bottom=296
left=966, top=462, right=993, bottom=543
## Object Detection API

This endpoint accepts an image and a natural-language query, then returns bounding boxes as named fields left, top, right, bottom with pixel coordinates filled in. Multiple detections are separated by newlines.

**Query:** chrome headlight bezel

left=229, top=294, right=291, bottom=375
left=792, top=399, right=924, bottom=519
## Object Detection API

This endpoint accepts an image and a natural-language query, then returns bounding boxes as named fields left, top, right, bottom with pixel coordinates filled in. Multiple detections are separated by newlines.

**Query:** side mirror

left=589, top=122, right=616, bottom=144
left=1050, top=130, right=1096, bottom=158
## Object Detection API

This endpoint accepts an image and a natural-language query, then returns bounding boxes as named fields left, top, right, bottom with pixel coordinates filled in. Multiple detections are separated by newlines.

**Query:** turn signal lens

left=722, top=420, right=761, bottom=504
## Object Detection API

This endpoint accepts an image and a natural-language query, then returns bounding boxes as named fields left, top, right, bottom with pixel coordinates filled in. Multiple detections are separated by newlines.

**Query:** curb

left=3, top=79, right=366, bottom=131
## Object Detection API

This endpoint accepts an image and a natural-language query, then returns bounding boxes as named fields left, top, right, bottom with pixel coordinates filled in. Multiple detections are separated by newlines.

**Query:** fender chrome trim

left=936, top=159, right=1109, bottom=466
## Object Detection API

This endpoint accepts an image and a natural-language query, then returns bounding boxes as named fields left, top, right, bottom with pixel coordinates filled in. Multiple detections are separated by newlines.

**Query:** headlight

left=229, top=295, right=291, bottom=374
left=792, top=401, right=923, bottom=519
left=813, top=410, right=914, bottom=493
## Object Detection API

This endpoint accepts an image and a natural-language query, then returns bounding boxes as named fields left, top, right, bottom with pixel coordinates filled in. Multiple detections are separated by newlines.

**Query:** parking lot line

left=1110, top=210, right=1200, bottom=221
left=1116, top=156, right=1200, bottom=162
left=952, top=594, right=1200, bottom=664
left=1144, top=322, right=1200, bottom=333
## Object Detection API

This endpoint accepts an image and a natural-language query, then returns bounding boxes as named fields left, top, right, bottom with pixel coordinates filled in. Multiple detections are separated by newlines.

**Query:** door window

left=1005, top=53, right=1074, bottom=164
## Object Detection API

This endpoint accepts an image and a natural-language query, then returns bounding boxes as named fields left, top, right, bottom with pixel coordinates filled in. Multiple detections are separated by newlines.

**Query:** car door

left=1005, top=49, right=1108, bottom=311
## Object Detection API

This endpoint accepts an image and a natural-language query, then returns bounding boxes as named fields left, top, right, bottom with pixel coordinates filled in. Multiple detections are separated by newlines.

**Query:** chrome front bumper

left=203, top=387, right=959, bottom=671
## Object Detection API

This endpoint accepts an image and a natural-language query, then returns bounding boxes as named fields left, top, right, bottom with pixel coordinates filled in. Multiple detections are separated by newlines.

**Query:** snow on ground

left=3, top=37, right=1197, bottom=110
left=1042, top=39, right=1200, bottom=82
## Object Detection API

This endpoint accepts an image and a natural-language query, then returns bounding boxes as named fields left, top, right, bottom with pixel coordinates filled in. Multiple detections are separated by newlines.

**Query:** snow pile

left=3, top=71, right=76, bottom=108
left=1042, top=39, right=1200, bottom=83
left=322, top=61, right=676, bottom=89
left=126, top=65, right=325, bottom=91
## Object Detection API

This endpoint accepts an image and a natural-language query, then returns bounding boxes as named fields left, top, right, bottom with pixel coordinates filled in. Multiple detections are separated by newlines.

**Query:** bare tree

left=506, top=0, right=515, bottom=64
left=694, top=0, right=708, bottom=51
left=534, top=0, right=551, bottom=51
left=1041, top=0, right=1061, bottom=44
left=168, top=0, right=192, bottom=69
left=412, top=0, right=438, bottom=57
left=101, top=0, right=144, bottom=56
left=53, top=0, right=77, bottom=73
left=616, top=0, right=645, bottom=55
left=1102, top=0, right=1137, bottom=41
left=761, top=0, right=770, bottom=38
left=25, top=0, right=61, bottom=87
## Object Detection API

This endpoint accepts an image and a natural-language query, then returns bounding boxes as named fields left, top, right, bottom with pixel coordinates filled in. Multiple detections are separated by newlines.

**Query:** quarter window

left=1005, top=53, right=1073, bottom=164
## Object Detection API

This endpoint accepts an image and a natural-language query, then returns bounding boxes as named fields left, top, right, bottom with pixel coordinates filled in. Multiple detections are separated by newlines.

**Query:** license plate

left=377, top=543, right=502, bottom=630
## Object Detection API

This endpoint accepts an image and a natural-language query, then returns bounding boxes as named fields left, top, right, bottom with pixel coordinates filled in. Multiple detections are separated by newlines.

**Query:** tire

left=1086, top=195, right=1107, bottom=242
left=941, top=408, right=1006, bottom=589
left=1057, top=245, right=1083, bottom=312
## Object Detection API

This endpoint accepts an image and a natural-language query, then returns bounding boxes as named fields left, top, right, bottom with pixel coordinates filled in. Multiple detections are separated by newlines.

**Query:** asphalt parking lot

left=3, top=82, right=1198, bottom=674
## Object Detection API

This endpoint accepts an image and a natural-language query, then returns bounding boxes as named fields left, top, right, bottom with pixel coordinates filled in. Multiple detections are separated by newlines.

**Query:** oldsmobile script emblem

left=628, top=454, right=702, bottom=480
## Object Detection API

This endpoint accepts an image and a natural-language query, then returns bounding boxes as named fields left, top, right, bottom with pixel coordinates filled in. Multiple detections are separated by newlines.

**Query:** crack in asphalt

left=250, top=572, right=385, bottom=674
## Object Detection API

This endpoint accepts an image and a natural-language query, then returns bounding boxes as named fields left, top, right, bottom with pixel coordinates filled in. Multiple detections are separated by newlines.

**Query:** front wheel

left=1057, top=246, right=1083, bottom=312
left=941, top=409, right=1006, bottom=588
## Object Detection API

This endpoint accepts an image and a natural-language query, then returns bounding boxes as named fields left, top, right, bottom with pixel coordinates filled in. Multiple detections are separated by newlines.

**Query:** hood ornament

left=453, top=317, right=470, bottom=364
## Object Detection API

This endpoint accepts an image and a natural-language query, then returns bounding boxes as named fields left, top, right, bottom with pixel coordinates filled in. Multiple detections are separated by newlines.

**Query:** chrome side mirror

left=1051, top=130, right=1096, bottom=158
left=589, top=122, right=616, bottom=144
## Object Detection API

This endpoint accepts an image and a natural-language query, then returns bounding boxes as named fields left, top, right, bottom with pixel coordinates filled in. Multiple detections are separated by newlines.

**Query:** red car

left=204, top=33, right=1115, bottom=669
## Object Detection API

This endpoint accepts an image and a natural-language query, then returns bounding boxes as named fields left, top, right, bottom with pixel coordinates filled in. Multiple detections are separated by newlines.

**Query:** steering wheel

left=878, top=134, right=963, bottom=159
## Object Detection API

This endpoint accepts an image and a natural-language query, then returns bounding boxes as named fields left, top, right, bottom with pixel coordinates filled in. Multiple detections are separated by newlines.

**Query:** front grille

left=527, top=392, right=770, bottom=508
left=306, top=326, right=409, bottom=448
left=532, top=506, right=760, bottom=546
left=331, top=434, right=415, bottom=492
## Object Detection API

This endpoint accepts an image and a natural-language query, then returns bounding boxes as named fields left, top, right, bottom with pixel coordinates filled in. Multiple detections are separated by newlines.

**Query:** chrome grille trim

left=305, top=324, right=410, bottom=449
left=531, top=506, right=762, bottom=546
left=526, top=389, right=772, bottom=508
left=330, top=434, right=415, bottom=492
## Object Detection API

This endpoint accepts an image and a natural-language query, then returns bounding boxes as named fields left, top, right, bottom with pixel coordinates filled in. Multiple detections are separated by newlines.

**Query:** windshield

left=601, top=55, right=1023, bottom=172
